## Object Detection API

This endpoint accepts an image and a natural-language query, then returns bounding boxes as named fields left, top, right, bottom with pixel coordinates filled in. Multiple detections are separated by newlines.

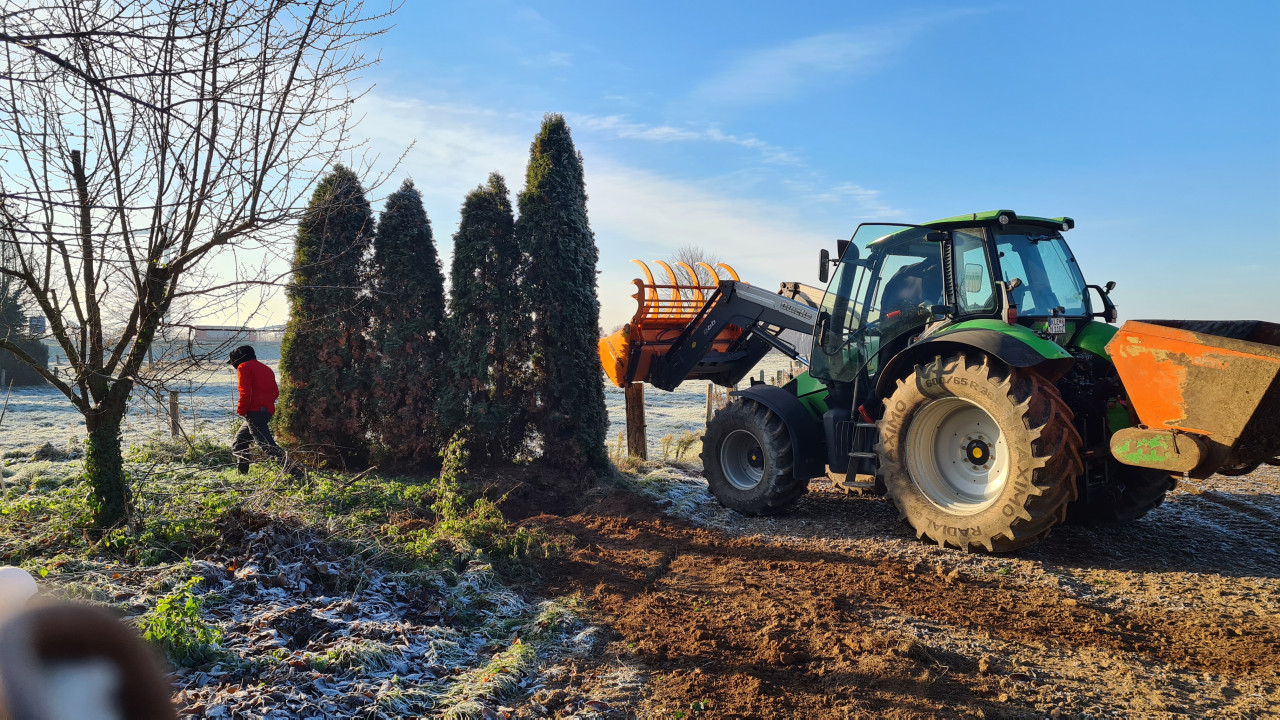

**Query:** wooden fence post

left=625, top=382, right=647, bottom=459
left=168, top=390, right=180, bottom=438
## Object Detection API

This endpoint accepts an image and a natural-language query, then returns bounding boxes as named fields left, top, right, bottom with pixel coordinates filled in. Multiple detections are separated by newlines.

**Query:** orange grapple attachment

left=598, top=260, right=745, bottom=388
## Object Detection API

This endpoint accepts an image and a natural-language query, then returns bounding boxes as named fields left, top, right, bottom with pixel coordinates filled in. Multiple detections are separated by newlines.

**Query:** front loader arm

left=646, top=280, right=819, bottom=390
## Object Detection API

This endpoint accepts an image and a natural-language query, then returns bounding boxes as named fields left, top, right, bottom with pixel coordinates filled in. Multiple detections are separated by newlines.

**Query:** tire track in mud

left=1179, top=478, right=1280, bottom=527
left=528, top=488, right=1280, bottom=718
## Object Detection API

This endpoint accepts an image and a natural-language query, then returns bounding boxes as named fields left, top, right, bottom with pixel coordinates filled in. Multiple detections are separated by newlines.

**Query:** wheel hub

left=905, top=397, right=1011, bottom=515
left=964, top=438, right=991, bottom=467
left=721, top=429, right=766, bottom=491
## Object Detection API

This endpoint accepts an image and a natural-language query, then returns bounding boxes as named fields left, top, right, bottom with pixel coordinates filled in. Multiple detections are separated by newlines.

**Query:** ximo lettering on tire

left=701, top=398, right=808, bottom=515
left=876, top=353, right=1083, bottom=552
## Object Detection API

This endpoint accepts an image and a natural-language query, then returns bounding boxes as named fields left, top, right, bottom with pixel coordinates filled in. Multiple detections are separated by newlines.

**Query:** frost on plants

left=139, top=576, right=223, bottom=667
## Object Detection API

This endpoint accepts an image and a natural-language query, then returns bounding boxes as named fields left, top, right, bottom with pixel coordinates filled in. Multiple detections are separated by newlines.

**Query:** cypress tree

left=441, top=173, right=531, bottom=462
left=516, top=114, right=608, bottom=472
left=368, top=179, right=447, bottom=463
left=276, top=165, right=374, bottom=466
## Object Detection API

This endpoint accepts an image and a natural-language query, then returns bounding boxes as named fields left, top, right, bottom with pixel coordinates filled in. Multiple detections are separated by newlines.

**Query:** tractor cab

left=811, top=211, right=1110, bottom=396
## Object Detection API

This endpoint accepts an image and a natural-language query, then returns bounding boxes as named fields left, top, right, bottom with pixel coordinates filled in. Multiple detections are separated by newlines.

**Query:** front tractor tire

left=877, top=354, right=1083, bottom=552
left=702, top=399, right=808, bottom=515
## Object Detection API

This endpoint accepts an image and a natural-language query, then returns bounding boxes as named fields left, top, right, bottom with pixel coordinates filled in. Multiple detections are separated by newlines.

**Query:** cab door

left=811, top=224, right=943, bottom=384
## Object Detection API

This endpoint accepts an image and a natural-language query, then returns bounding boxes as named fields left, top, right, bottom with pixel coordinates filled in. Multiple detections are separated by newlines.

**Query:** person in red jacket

left=229, top=345, right=286, bottom=474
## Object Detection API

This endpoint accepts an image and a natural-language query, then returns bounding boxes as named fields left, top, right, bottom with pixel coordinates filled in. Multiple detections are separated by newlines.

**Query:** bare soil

left=518, top=465, right=1280, bottom=718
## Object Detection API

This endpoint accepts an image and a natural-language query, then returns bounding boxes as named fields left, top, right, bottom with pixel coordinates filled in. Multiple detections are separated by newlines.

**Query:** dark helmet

left=228, top=345, right=256, bottom=366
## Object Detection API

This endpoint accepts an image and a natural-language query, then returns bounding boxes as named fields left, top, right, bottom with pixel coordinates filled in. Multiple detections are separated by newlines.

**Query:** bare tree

left=671, top=243, right=723, bottom=286
left=0, top=1, right=389, bottom=527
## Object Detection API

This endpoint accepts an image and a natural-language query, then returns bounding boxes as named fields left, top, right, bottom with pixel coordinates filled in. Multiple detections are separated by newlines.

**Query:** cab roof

left=923, top=210, right=1075, bottom=231
left=864, top=211, right=1075, bottom=247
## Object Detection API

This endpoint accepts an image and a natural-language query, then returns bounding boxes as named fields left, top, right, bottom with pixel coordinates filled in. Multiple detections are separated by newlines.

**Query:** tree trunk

left=84, top=400, right=130, bottom=529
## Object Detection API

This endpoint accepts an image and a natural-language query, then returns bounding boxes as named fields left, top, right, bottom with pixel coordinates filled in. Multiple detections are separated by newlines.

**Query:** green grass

left=139, top=575, right=224, bottom=667
left=0, top=433, right=569, bottom=687
left=1, top=434, right=557, bottom=580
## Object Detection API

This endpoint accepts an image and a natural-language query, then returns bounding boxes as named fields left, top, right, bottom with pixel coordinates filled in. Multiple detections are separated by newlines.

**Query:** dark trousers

left=233, top=410, right=285, bottom=467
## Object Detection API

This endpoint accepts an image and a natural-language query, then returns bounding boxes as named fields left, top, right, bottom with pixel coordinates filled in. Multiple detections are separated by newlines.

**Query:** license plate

left=1048, top=317, right=1067, bottom=334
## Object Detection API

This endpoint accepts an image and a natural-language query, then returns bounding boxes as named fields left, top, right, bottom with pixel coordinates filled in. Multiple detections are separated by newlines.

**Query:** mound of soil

left=522, top=481, right=1280, bottom=718
left=474, top=462, right=605, bottom=520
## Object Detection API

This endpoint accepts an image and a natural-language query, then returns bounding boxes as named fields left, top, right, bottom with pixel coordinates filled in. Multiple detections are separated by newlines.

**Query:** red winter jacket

left=235, top=358, right=279, bottom=416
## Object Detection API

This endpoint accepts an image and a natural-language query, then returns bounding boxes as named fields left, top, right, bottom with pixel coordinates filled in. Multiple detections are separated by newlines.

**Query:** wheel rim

left=721, top=429, right=765, bottom=491
left=905, top=397, right=1010, bottom=515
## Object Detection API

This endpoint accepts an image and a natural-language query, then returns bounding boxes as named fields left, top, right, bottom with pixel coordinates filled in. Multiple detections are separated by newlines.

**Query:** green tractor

left=599, top=210, right=1280, bottom=551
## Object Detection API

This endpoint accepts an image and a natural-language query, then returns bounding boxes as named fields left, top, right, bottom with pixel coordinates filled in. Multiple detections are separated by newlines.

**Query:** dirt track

left=522, top=465, right=1280, bottom=718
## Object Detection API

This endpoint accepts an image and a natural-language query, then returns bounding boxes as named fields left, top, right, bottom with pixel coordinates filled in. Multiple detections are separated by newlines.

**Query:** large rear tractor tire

left=701, top=399, right=808, bottom=515
left=1069, top=463, right=1176, bottom=524
left=877, top=353, right=1083, bottom=552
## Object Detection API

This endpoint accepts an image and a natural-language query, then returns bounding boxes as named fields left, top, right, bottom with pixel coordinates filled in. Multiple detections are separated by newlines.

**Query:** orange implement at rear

left=1107, top=320, right=1280, bottom=474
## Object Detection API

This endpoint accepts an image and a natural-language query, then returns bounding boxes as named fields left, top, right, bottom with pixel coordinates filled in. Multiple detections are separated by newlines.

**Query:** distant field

left=2, top=344, right=798, bottom=458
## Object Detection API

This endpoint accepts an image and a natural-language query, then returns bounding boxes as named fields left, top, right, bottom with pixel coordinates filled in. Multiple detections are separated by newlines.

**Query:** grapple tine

left=653, top=260, right=681, bottom=317
left=675, top=261, right=703, bottom=307
left=715, top=263, right=740, bottom=282
left=599, top=259, right=747, bottom=388
left=630, top=259, right=658, bottom=314
left=696, top=261, right=720, bottom=286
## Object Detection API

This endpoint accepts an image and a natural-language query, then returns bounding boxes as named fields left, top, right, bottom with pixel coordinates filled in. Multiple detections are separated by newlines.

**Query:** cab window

left=953, top=228, right=996, bottom=314
left=995, top=228, right=1089, bottom=316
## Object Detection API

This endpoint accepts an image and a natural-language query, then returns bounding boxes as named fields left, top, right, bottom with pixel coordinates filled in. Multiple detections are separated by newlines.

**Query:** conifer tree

left=368, top=179, right=447, bottom=462
left=276, top=166, right=374, bottom=465
left=441, top=173, right=531, bottom=462
left=516, top=114, right=608, bottom=472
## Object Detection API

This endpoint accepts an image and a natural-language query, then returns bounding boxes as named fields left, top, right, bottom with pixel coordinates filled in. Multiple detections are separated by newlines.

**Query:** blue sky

left=318, top=0, right=1280, bottom=331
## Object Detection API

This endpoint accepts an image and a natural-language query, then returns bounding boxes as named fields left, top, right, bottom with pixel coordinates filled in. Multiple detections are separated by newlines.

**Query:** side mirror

left=1087, top=284, right=1119, bottom=324
left=925, top=230, right=950, bottom=242
left=819, top=249, right=830, bottom=283
left=836, top=238, right=852, bottom=261
left=842, top=241, right=859, bottom=264
left=1104, top=280, right=1116, bottom=293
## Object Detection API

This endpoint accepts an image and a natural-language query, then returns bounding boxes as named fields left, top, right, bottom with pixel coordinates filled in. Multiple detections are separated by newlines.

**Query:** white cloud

left=522, top=51, right=571, bottom=68
left=692, top=10, right=984, bottom=106
left=695, top=32, right=896, bottom=105
left=814, top=182, right=904, bottom=219
left=574, top=114, right=802, bottom=165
